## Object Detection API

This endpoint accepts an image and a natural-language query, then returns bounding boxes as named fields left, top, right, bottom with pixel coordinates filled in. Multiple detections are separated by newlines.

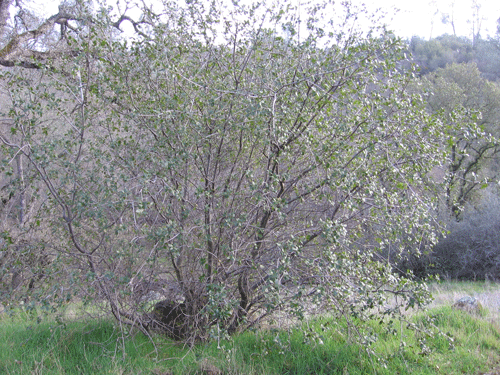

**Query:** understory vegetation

left=2, top=282, right=500, bottom=374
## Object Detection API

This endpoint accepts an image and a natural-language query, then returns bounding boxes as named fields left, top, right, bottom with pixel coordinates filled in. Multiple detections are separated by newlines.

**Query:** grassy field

left=1, top=282, right=500, bottom=374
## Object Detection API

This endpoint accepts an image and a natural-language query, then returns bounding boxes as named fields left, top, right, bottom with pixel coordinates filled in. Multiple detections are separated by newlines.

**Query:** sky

left=19, top=0, right=500, bottom=40
left=360, top=0, right=500, bottom=39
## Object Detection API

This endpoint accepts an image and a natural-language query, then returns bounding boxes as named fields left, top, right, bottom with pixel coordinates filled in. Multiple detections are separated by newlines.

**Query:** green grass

left=0, top=314, right=169, bottom=374
left=2, top=286, right=500, bottom=374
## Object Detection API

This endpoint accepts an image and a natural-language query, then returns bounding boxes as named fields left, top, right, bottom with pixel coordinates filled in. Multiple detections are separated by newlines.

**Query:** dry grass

left=428, top=281, right=500, bottom=323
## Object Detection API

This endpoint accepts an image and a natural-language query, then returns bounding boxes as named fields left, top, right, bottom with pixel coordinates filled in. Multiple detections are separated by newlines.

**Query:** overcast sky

left=360, top=0, right=500, bottom=39
left=22, top=0, right=500, bottom=40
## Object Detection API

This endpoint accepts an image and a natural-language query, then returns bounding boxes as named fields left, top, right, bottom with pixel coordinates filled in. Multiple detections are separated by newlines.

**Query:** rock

left=149, top=300, right=187, bottom=340
left=452, top=296, right=482, bottom=314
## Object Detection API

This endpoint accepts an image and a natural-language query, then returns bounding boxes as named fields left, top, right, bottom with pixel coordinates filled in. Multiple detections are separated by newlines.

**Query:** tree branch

left=0, top=11, right=78, bottom=68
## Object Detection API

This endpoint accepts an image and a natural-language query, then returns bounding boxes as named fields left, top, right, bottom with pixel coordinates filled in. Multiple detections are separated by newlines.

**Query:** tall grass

left=1, top=283, right=500, bottom=374
left=0, top=313, right=170, bottom=374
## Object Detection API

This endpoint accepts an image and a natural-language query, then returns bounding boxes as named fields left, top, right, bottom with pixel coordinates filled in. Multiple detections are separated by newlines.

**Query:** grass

left=1, top=282, right=500, bottom=374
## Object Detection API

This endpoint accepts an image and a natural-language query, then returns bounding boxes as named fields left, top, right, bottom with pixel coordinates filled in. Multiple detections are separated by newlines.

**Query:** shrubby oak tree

left=1, top=0, right=448, bottom=344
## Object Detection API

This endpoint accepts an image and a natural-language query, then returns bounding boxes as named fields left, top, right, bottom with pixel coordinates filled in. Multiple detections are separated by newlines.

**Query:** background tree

left=0, top=0, right=154, bottom=309
left=408, top=35, right=473, bottom=75
left=420, top=62, right=500, bottom=219
left=474, top=38, right=500, bottom=81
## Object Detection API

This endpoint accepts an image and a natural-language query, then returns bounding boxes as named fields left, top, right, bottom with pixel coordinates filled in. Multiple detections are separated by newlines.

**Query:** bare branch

left=112, top=14, right=152, bottom=39
left=0, top=10, right=78, bottom=68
